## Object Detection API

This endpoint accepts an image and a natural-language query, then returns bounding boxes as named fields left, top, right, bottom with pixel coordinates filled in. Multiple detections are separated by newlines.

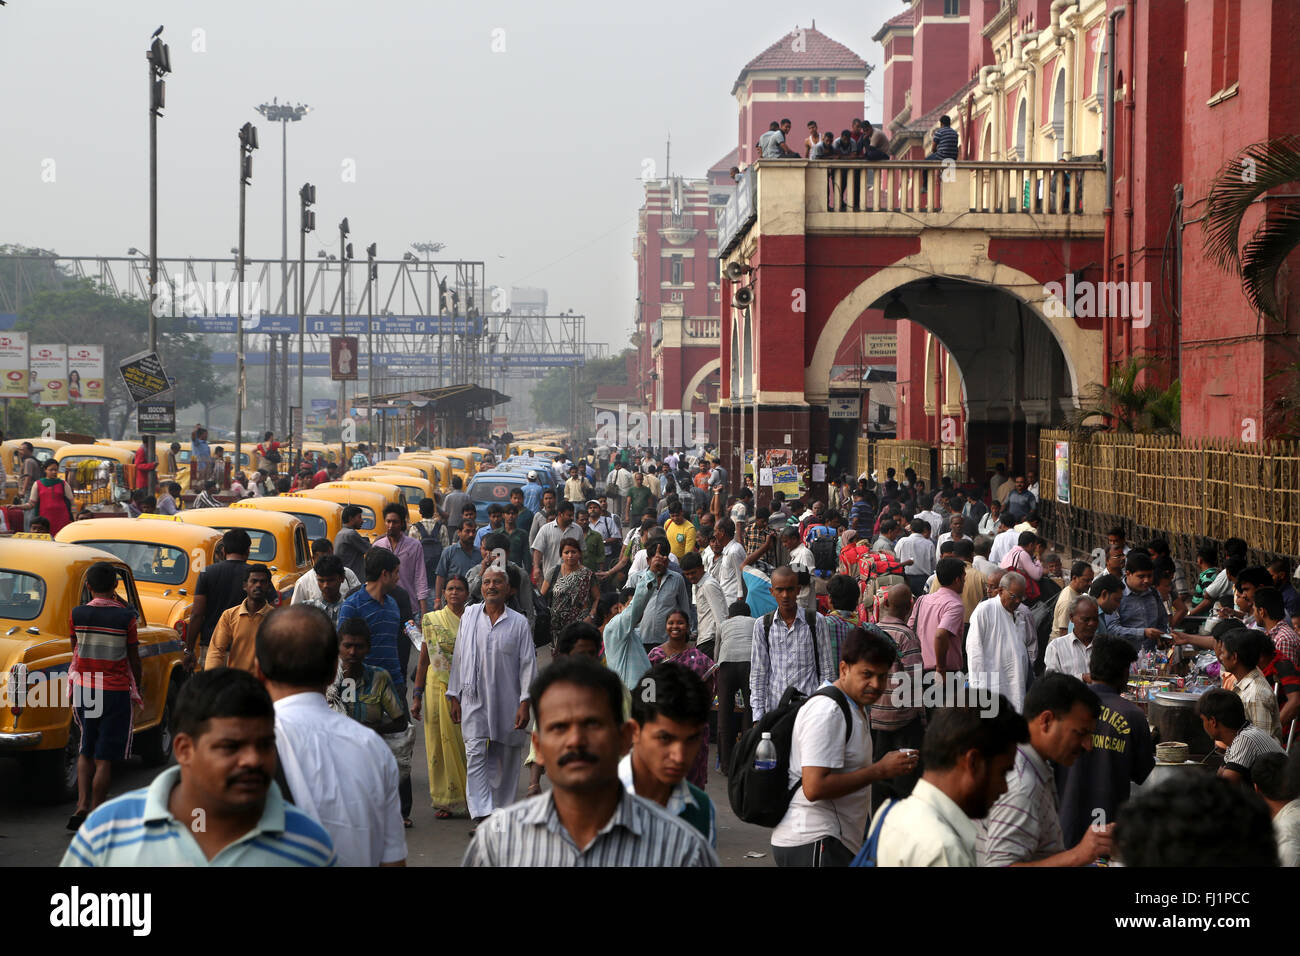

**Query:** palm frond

left=1202, top=135, right=1300, bottom=271
left=1240, top=201, right=1300, bottom=320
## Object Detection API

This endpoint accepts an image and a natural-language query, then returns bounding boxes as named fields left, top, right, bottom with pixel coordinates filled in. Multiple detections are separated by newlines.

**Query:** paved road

left=0, top=712, right=775, bottom=867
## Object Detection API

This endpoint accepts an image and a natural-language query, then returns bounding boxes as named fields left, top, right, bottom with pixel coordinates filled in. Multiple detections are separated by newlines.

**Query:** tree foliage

left=0, top=250, right=219, bottom=438
left=1068, top=355, right=1180, bottom=435
left=531, top=350, right=635, bottom=429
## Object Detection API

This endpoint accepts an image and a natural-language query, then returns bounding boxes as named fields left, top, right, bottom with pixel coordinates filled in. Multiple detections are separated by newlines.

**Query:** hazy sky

left=1, top=0, right=898, bottom=349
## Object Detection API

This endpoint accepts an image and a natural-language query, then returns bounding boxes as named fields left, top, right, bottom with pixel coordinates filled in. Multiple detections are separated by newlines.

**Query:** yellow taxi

left=231, top=496, right=343, bottom=547
left=2, top=438, right=68, bottom=491
left=398, top=454, right=452, bottom=491
left=0, top=539, right=185, bottom=802
left=316, top=480, right=406, bottom=517
left=426, top=450, right=474, bottom=486
left=55, top=444, right=137, bottom=508
left=302, top=441, right=343, bottom=465
left=55, top=517, right=223, bottom=658
left=176, top=508, right=310, bottom=602
left=289, top=485, right=389, bottom=542
left=341, top=470, right=434, bottom=523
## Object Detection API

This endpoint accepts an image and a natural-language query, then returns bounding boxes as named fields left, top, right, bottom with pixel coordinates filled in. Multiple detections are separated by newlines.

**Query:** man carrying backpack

left=769, top=628, right=916, bottom=866
left=749, top=566, right=836, bottom=721
left=409, top=497, right=448, bottom=592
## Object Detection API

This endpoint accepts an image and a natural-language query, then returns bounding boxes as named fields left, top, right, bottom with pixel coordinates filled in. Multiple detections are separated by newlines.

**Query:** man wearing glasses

left=966, top=572, right=1037, bottom=714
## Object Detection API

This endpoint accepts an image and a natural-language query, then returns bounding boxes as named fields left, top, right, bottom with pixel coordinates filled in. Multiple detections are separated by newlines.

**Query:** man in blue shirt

left=435, top=519, right=479, bottom=607
left=522, top=471, right=545, bottom=513
left=338, top=548, right=404, bottom=694
left=474, top=504, right=506, bottom=548
left=62, top=668, right=336, bottom=867
left=1110, top=552, right=1171, bottom=652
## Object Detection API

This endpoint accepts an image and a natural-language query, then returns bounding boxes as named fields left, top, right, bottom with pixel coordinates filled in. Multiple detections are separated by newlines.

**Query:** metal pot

left=1148, top=691, right=1213, bottom=758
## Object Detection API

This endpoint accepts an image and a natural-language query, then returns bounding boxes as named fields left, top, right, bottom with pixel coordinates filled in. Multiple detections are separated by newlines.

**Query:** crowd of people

left=752, top=114, right=959, bottom=162
left=56, top=442, right=1300, bottom=867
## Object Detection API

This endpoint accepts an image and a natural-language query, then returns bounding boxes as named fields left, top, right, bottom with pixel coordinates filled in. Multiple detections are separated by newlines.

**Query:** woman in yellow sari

left=413, top=575, right=469, bottom=818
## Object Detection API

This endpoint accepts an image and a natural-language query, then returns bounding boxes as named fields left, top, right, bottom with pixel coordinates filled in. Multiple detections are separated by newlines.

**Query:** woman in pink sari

left=647, top=608, right=716, bottom=787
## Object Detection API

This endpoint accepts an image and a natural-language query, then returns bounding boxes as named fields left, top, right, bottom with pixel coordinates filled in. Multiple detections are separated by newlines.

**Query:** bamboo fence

left=1038, top=428, right=1300, bottom=566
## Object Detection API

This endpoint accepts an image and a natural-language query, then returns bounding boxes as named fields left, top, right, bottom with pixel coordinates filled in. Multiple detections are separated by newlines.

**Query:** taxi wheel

left=23, top=719, right=81, bottom=805
left=136, top=678, right=178, bottom=768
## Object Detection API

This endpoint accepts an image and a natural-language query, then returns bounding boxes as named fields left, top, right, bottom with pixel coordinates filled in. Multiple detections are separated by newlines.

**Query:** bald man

left=257, top=605, right=407, bottom=867
left=966, top=571, right=1037, bottom=714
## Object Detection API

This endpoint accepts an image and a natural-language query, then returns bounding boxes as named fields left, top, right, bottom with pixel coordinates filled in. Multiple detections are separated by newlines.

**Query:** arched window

left=1015, top=98, right=1028, bottom=160
left=1052, top=70, right=1066, bottom=160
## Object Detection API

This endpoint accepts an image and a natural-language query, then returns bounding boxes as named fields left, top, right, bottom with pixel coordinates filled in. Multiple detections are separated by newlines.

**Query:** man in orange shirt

left=204, top=564, right=274, bottom=673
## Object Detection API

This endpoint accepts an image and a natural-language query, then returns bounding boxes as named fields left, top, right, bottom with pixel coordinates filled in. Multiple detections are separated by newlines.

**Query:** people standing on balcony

left=858, top=121, right=890, bottom=161
left=927, top=115, right=960, bottom=161
left=759, top=119, right=801, bottom=159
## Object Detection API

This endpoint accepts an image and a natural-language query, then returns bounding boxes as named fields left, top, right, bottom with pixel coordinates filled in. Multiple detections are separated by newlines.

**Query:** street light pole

left=339, top=219, right=351, bottom=463
left=298, top=183, right=315, bottom=472
left=255, top=100, right=310, bottom=438
left=145, top=28, right=171, bottom=479
left=236, top=122, right=259, bottom=480
left=366, top=243, right=377, bottom=449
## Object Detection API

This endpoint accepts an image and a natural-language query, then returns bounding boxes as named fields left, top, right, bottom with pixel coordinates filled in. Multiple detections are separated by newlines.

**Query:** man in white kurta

left=446, top=567, right=538, bottom=822
left=966, top=572, right=1037, bottom=715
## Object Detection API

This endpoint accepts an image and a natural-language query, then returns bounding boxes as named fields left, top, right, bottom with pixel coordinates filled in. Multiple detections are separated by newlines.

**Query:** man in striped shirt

left=67, top=562, right=142, bottom=831
left=62, top=669, right=336, bottom=867
left=1199, top=689, right=1284, bottom=786
left=976, top=673, right=1113, bottom=866
left=337, top=548, right=405, bottom=697
left=927, top=115, right=959, bottom=161
left=463, top=656, right=716, bottom=866
left=749, top=566, right=835, bottom=721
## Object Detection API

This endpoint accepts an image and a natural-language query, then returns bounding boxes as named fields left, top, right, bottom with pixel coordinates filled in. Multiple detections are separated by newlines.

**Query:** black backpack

left=727, top=610, right=851, bottom=827
left=811, top=534, right=839, bottom=574
left=411, top=521, right=444, bottom=588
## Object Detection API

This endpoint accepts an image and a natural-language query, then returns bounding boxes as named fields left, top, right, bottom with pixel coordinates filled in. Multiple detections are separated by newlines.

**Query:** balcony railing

left=684, top=318, right=720, bottom=343
left=810, top=161, right=1104, bottom=217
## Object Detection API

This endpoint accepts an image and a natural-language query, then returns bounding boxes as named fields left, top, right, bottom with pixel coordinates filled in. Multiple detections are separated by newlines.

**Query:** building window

left=944, top=0, right=959, bottom=15
left=795, top=77, right=804, bottom=94
left=671, top=255, right=683, bottom=286
left=1210, top=0, right=1241, bottom=95
left=778, top=77, right=787, bottom=94
left=829, top=77, right=837, bottom=95
left=811, top=77, right=819, bottom=94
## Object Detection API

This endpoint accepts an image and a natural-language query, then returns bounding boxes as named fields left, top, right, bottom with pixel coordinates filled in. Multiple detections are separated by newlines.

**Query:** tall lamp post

left=298, top=182, right=316, bottom=471
left=235, top=122, right=259, bottom=479
left=365, top=243, right=377, bottom=447
left=145, top=27, right=171, bottom=477
left=411, top=241, right=445, bottom=389
left=339, top=219, right=353, bottom=463
left=255, top=99, right=310, bottom=437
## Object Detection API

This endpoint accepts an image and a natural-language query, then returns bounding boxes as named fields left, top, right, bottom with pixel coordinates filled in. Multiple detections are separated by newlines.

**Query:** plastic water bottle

left=754, top=732, right=778, bottom=771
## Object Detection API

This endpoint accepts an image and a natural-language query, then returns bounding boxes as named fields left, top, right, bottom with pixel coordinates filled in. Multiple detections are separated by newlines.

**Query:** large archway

left=807, top=238, right=1103, bottom=406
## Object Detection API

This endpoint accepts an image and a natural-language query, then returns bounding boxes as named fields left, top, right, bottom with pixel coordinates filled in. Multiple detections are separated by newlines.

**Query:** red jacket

left=133, top=445, right=157, bottom=490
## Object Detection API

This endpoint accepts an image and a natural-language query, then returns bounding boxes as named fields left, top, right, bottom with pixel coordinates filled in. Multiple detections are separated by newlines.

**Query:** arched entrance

left=809, top=248, right=1103, bottom=481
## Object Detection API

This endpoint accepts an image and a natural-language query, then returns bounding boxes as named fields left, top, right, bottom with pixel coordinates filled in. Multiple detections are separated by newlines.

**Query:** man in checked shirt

left=976, top=672, right=1114, bottom=866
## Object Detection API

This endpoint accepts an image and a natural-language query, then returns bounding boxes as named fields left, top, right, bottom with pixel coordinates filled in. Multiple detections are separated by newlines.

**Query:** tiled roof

left=731, top=25, right=868, bottom=93
left=872, top=5, right=915, bottom=42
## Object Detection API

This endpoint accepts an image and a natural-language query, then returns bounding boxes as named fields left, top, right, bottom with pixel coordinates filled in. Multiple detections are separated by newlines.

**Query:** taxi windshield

left=286, top=512, right=327, bottom=539
left=78, top=540, right=189, bottom=586
left=216, top=528, right=276, bottom=562
left=0, top=569, right=47, bottom=621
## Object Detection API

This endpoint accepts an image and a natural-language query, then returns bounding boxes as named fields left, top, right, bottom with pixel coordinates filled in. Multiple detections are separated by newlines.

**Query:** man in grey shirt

left=530, top=499, right=582, bottom=587
left=637, top=539, right=692, bottom=650
left=466, top=531, right=536, bottom=627
left=441, top=475, right=472, bottom=527
left=333, top=504, right=371, bottom=582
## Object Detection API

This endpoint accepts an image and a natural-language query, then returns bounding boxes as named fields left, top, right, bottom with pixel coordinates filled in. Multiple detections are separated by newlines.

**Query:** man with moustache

left=463, top=654, right=716, bottom=866
left=62, top=668, right=337, bottom=866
